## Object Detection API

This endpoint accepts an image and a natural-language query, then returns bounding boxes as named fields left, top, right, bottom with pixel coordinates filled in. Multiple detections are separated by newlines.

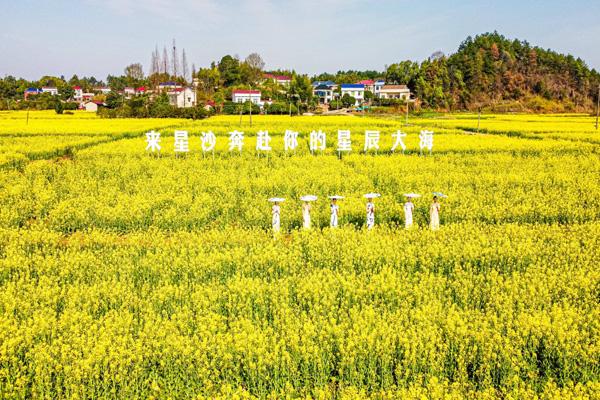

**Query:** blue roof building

left=340, top=84, right=365, bottom=89
left=340, top=84, right=365, bottom=106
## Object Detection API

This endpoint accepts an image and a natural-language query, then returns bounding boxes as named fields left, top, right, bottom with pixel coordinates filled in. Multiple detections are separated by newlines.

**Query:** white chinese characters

left=145, top=130, right=161, bottom=152
left=201, top=131, right=216, bottom=153
left=309, top=130, right=326, bottom=153
left=392, top=130, right=407, bottom=153
left=256, top=130, right=272, bottom=152
left=284, top=130, right=299, bottom=152
left=174, top=130, right=189, bottom=154
left=143, top=129, right=435, bottom=155
left=419, top=130, right=434, bottom=155
left=229, top=130, right=244, bottom=152
left=364, top=130, right=380, bottom=152
left=337, top=130, right=352, bottom=153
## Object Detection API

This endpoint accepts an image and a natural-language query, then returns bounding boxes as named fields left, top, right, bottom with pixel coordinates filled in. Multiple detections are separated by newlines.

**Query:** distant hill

left=385, top=32, right=600, bottom=112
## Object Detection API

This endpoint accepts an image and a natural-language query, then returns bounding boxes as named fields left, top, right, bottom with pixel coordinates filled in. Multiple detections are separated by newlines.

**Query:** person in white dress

left=404, top=199, right=415, bottom=229
left=272, top=202, right=281, bottom=233
left=366, top=199, right=375, bottom=229
left=302, top=201, right=311, bottom=229
left=330, top=198, right=339, bottom=228
left=429, top=196, right=441, bottom=230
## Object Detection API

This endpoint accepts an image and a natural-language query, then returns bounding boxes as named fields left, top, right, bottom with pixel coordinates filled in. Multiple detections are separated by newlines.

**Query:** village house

left=82, top=101, right=105, bottom=112
left=73, top=86, right=83, bottom=101
left=263, top=74, right=291, bottom=86
left=373, top=80, right=385, bottom=96
left=41, top=87, right=59, bottom=96
left=357, top=79, right=375, bottom=93
left=313, top=83, right=335, bottom=105
left=94, top=87, right=111, bottom=95
left=232, top=89, right=262, bottom=105
left=167, top=87, right=196, bottom=108
left=24, top=88, right=41, bottom=99
left=158, top=81, right=182, bottom=91
left=122, top=87, right=146, bottom=99
left=377, top=85, right=411, bottom=100
left=312, top=80, right=337, bottom=88
left=82, top=92, right=95, bottom=102
left=340, top=84, right=365, bottom=105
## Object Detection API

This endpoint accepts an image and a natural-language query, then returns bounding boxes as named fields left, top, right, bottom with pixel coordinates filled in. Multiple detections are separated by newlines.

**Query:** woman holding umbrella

left=363, top=193, right=381, bottom=229
left=403, top=193, right=420, bottom=229
left=269, top=197, right=285, bottom=233
left=300, top=195, right=317, bottom=229
left=429, top=192, right=446, bottom=230
left=328, top=195, right=343, bottom=228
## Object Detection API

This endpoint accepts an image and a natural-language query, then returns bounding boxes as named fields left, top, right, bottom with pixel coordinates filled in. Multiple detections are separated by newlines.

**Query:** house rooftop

left=341, top=84, right=365, bottom=89
left=264, top=73, right=291, bottom=80
left=381, top=84, right=409, bottom=90
left=312, top=80, right=336, bottom=87
left=233, top=89, right=261, bottom=94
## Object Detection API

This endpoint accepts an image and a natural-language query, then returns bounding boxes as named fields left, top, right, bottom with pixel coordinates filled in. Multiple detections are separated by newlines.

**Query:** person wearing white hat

left=429, top=195, right=441, bottom=230
left=272, top=201, right=281, bottom=233
left=302, top=201, right=311, bottom=229
left=366, top=198, right=375, bottom=229
left=404, top=198, right=415, bottom=229
left=330, top=198, right=339, bottom=227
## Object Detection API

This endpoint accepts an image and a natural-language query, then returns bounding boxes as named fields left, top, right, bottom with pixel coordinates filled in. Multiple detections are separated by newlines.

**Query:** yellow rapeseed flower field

left=0, top=111, right=598, bottom=399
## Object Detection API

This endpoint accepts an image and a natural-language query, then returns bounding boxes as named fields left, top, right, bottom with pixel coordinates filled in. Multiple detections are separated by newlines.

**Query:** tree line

left=1, top=32, right=598, bottom=114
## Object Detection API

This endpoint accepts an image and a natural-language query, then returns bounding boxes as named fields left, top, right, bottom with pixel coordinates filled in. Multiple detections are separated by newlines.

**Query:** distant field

left=0, top=111, right=598, bottom=399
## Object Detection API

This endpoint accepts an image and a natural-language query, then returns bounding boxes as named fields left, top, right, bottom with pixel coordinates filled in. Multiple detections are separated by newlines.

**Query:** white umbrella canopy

left=328, top=195, right=344, bottom=200
left=363, top=193, right=381, bottom=199
left=300, top=195, right=318, bottom=202
left=403, top=193, right=421, bottom=198
left=432, top=192, right=448, bottom=198
left=268, top=197, right=286, bottom=203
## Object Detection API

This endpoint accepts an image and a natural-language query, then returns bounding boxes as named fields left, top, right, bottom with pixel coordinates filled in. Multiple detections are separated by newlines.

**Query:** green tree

left=218, top=55, right=241, bottom=87
left=385, top=61, right=420, bottom=89
left=196, top=67, right=221, bottom=99
left=341, top=93, right=356, bottom=108
left=54, top=100, right=64, bottom=114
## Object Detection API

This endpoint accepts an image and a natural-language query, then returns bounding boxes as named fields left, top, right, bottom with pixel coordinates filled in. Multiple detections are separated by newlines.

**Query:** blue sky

left=1, top=0, right=599, bottom=80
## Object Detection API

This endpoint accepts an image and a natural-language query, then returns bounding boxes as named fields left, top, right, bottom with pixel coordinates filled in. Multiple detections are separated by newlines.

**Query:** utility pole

left=249, top=99, right=252, bottom=127
left=596, top=85, right=600, bottom=130
left=171, top=39, right=178, bottom=78
left=477, top=107, right=482, bottom=133
left=405, top=96, right=409, bottom=125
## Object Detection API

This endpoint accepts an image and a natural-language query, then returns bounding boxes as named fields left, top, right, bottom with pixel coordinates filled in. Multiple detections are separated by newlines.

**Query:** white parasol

left=403, top=193, right=421, bottom=198
left=268, top=197, right=286, bottom=203
left=300, top=195, right=318, bottom=202
left=328, top=195, right=345, bottom=200
left=363, top=193, right=381, bottom=199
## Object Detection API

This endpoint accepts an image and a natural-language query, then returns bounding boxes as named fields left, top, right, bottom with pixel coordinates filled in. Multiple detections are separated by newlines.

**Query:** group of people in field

left=270, top=194, right=444, bottom=233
